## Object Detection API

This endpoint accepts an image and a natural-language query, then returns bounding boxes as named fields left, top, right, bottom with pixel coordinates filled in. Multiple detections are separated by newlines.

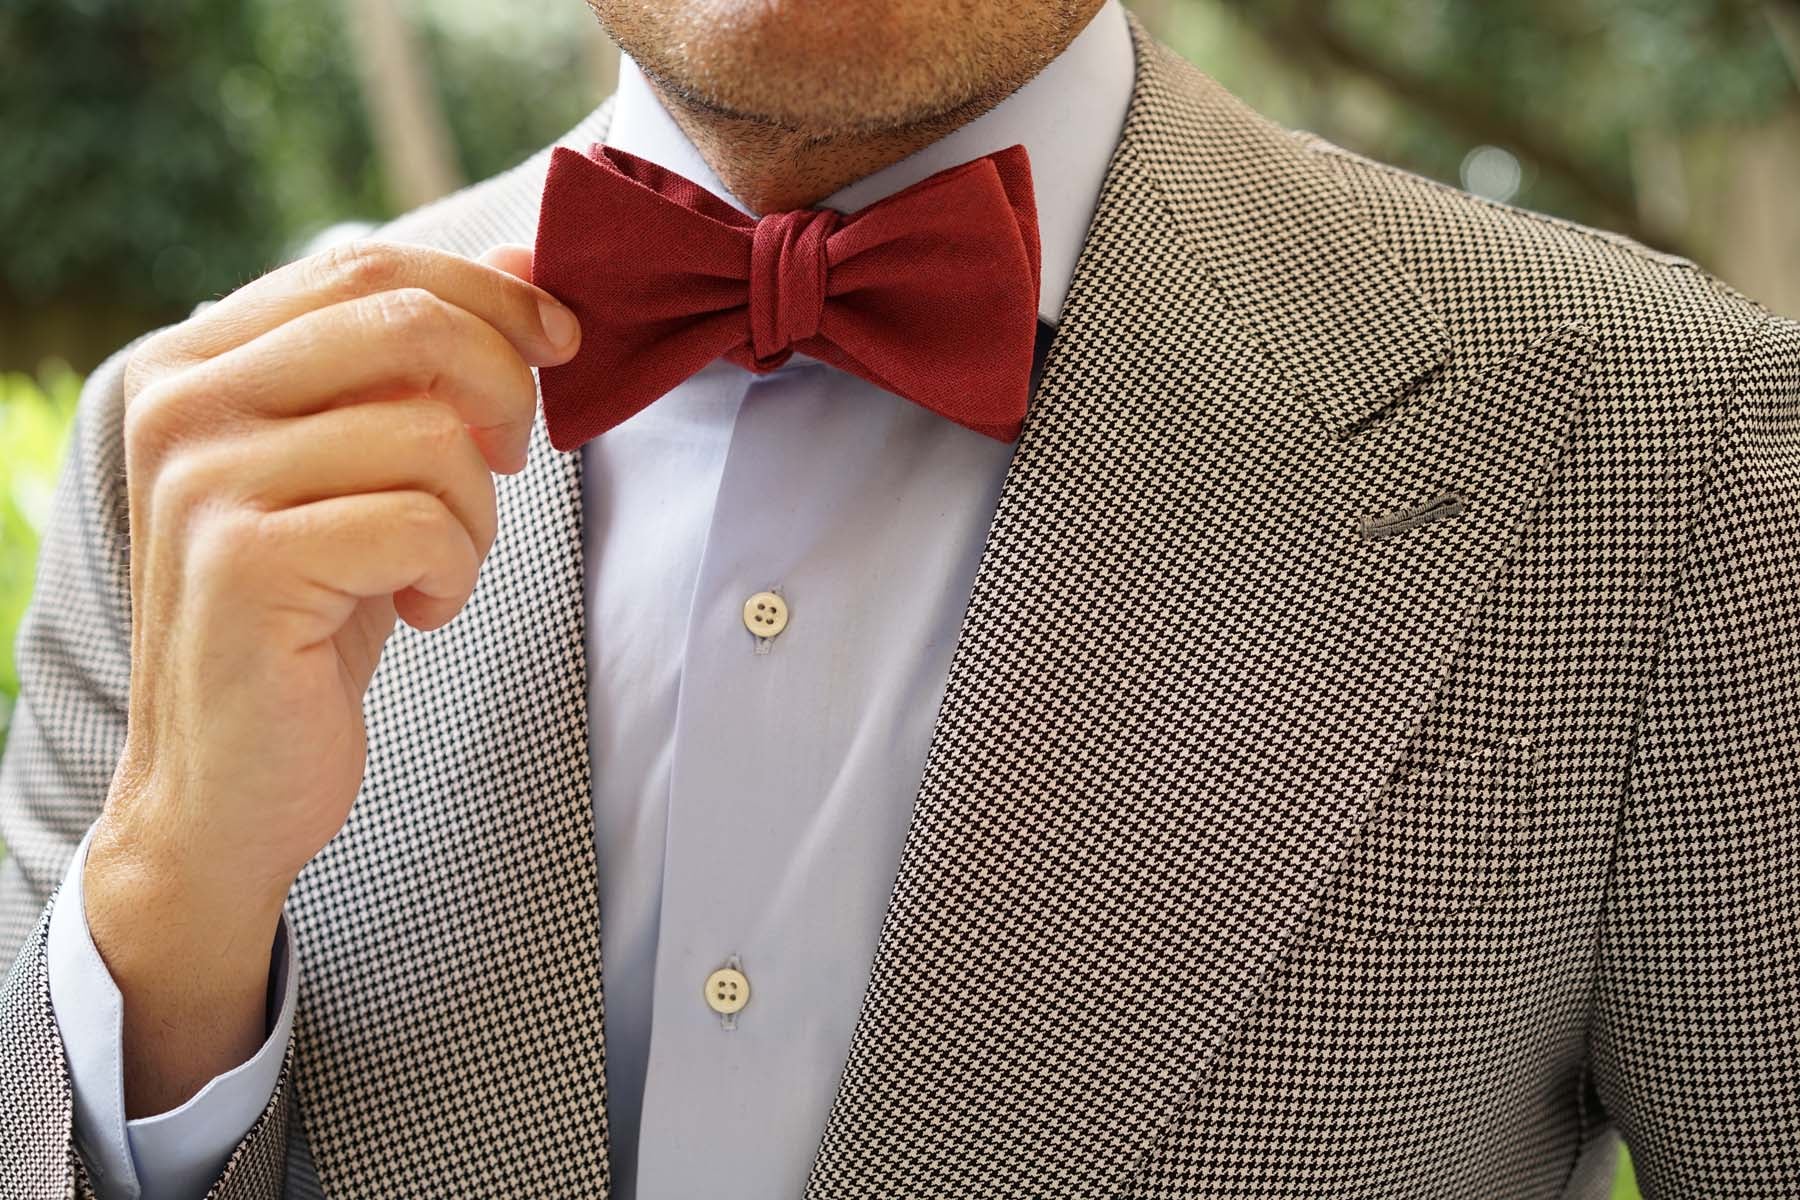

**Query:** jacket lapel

left=284, top=107, right=620, bottom=1195
left=803, top=14, right=1591, bottom=1198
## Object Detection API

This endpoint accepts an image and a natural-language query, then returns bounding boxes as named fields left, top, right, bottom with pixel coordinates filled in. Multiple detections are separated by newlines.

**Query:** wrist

left=81, top=812, right=291, bottom=1118
left=83, top=809, right=290, bottom=992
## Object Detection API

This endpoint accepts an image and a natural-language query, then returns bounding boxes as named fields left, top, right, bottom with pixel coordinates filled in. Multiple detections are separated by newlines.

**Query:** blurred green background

left=4, top=4, right=1798, bottom=1194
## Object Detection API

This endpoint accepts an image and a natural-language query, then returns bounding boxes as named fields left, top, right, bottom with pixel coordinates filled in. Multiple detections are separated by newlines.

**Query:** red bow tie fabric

left=530, top=142, right=1043, bottom=452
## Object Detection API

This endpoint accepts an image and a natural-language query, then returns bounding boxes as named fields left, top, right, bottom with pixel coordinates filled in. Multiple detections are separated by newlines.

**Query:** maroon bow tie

left=530, top=142, right=1043, bottom=452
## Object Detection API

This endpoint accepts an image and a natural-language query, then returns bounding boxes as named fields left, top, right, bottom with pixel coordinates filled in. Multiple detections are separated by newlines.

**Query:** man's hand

left=79, top=240, right=575, bottom=1118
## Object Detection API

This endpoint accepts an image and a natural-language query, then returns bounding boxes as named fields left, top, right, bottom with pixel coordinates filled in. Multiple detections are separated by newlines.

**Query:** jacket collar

left=1081, top=15, right=1449, bottom=441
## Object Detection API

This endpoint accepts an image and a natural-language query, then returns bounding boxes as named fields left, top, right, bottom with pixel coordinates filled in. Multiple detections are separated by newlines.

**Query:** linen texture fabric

left=3, top=13, right=1798, bottom=1198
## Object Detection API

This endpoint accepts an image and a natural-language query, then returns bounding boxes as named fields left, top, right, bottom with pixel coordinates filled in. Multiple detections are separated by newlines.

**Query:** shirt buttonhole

left=721, top=952, right=745, bottom=1030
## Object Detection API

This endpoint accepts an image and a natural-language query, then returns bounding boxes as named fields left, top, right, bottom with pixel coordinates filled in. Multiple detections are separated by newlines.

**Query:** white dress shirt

left=45, top=4, right=1135, bottom=1195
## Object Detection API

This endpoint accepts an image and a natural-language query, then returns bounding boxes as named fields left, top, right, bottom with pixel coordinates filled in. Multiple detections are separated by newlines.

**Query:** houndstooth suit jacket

left=4, top=13, right=1798, bottom=1199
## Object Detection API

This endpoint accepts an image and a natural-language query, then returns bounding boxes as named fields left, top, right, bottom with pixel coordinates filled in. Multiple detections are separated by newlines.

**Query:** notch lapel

left=803, top=16, right=1591, bottom=1199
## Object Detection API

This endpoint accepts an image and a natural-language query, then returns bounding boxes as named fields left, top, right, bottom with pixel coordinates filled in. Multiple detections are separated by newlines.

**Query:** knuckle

left=187, top=506, right=269, bottom=590
left=122, top=330, right=176, bottom=402
left=491, top=269, right=541, bottom=329
left=409, top=400, right=468, bottom=455
left=504, top=355, right=538, bottom=419
left=467, top=481, right=500, bottom=560
left=122, top=376, right=184, bottom=458
left=401, top=492, right=474, bottom=581
left=367, top=286, right=451, bottom=346
left=315, top=239, right=406, bottom=297
left=150, top=445, right=225, bottom=517
left=396, top=489, right=451, bottom=539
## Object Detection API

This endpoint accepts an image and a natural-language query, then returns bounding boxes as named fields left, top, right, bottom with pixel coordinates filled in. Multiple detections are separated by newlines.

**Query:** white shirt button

left=704, top=965, right=751, bottom=1014
left=743, top=591, right=789, bottom=638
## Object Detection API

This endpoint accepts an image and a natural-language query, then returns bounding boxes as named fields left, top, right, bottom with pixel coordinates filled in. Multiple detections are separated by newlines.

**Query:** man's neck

left=600, top=0, right=1135, bottom=322
left=641, top=83, right=1000, bottom=215
left=632, top=8, right=1102, bottom=215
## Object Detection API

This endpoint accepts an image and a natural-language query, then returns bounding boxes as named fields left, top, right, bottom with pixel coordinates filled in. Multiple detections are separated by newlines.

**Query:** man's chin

left=593, top=0, right=1012, bottom=136
left=632, top=54, right=983, bottom=139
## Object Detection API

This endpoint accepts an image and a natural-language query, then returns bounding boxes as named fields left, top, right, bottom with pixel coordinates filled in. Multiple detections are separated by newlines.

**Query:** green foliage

left=0, top=362, right=81, bottom=757
left=1615, top=1145, right=1641, bottom=1199
left=0, top=0, right=605, bottom=328
left=1160, top=0, right=1795, bottom=258
left=0, top=0, right=376, bottom=316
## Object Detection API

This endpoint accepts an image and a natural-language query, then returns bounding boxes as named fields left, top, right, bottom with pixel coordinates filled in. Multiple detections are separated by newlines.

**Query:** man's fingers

left=150, top=397, right=501, bottom=571
left=140, top=240, right=580, bottom=373
left=132, top=287, right=539, bottom=473
left=232, top=489, right=483, bottom=639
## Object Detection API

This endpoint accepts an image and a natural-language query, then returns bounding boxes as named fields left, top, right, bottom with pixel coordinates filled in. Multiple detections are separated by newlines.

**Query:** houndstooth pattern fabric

left=3, top=12, right=1797, bottom=1197
left=1, top=912, right=71, bottom=1198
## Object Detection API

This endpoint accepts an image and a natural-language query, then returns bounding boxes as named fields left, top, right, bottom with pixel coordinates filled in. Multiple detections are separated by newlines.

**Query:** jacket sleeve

left=47, top=819, right=298, bottom=1200
left=0, top=340, right=296, bottom=1199
left=1588, top=309, right=1800, bottom=1196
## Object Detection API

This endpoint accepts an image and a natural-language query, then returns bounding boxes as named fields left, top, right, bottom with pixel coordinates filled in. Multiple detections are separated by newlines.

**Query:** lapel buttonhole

left=1358, top=488, right=1469, bottom=540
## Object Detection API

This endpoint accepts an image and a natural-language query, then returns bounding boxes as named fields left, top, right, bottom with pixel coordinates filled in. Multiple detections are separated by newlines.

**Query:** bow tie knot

left=749, top=207, right=841, bottom=368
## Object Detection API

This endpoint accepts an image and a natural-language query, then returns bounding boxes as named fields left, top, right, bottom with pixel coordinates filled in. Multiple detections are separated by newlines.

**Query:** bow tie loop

left=749, top=207, right=841, bottom=369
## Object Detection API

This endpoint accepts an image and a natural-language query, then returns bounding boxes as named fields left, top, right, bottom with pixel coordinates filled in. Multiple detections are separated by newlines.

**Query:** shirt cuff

left=46, top=820, right=298, bottom=1200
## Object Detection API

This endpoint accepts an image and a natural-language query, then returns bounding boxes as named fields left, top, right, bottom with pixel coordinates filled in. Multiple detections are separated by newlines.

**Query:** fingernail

left=538, top=299, right=579, bottom=353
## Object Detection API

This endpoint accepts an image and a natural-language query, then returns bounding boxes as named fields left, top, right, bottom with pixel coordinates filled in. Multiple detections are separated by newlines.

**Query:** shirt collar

left=601, top=0, right=1135, bottom=327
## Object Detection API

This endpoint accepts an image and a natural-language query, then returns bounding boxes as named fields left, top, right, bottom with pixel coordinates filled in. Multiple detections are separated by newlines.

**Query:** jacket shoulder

left=1295, top=131, right=1772, bottom=373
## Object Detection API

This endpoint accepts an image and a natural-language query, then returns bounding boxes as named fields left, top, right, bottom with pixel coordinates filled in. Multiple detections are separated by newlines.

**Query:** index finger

left=149, top=240, right=581, bottom=371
